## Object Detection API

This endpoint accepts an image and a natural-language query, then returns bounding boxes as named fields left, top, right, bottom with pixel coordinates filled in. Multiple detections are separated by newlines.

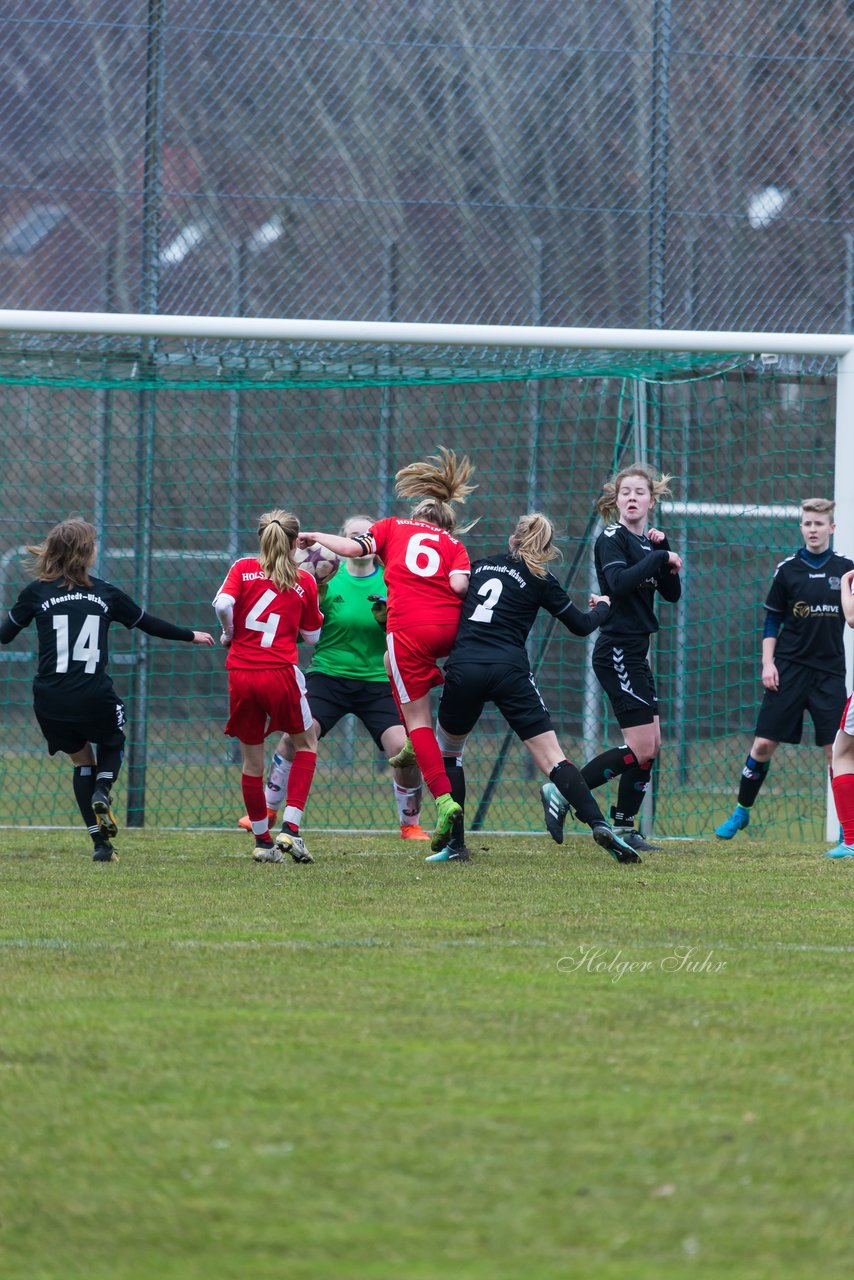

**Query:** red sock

left=286, top=750, right=317, bottom=817
left=832, top=773, right=854, bottom=844
left=409, top=727, right=451, bottom=798
left=241, top=773, right=268, bottom=832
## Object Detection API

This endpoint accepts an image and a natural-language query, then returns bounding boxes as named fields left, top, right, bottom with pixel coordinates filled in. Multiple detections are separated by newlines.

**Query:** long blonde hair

left=26, top=517, right=96, bottom=588
left=596, top=462, right=672, bottom=523
left=394, top=447, right=476, bottom=533
left=257, top=509, right=299, bottom=591
left=509, top=513, right=561, bottom=579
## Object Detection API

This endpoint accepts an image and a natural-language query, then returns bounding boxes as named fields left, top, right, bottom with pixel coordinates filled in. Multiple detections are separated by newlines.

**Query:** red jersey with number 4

left=367, top=517, right=470, bottom=632
left=214, top=558, right=323, bottom=669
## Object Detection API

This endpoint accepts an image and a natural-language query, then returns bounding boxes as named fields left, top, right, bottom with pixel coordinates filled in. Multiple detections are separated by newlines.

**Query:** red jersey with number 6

left=366, top=517, right=470, bottom=633
left=214, top=558, right=323, bottom=669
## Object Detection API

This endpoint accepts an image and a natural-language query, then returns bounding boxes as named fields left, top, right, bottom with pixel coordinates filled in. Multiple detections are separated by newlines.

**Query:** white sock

left=265, top=752, right=291, bottom=812
left=251, top=818, right=269, bottom=836
left=394, top=782, right=422, bottom=827
left=283, top=805, right=303, bottom=829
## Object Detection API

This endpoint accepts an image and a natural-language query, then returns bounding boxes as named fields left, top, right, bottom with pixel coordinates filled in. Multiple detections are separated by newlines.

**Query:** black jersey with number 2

left=448, top=552, right=609, bottom=670
left=594, top=523, right=681, bottom=638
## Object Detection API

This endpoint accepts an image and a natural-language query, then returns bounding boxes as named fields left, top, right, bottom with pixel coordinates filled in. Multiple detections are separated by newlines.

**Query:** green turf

left=1, top=829, right=852, bottom=1279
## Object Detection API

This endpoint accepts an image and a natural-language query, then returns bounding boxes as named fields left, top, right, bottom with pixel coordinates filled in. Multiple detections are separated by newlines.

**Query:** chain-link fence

left=0, top=347, right=840, bottom=842
left=1, top=1, right=852, bottom=332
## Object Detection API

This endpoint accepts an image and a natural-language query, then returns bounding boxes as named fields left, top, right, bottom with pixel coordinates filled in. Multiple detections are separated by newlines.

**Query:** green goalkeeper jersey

left=310, top=565, right=389, bottom=682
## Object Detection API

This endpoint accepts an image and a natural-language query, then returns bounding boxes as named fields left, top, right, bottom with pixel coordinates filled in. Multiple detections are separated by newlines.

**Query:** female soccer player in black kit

left=540, top=464, right=682, bottom=851
left=431, top=512, right=642, bottom=864
left=715, top=497, right=854, bottom=841
left=0, top=518, right=214, bottom=860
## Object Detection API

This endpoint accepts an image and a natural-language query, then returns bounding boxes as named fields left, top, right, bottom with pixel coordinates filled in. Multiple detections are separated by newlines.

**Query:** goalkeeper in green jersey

left=239, top=515, right=428, bottom=840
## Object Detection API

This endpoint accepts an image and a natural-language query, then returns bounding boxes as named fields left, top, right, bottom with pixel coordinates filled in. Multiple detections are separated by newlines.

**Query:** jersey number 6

left=404, top=531, right=441, bottom=578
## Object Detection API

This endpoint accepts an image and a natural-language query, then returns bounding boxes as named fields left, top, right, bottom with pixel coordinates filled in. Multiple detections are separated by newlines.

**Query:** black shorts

left=305, top=671, right=400, bottom=749
left=754, top=660, right=847, bottom=746
left=592, top=634, right=658, bottom=729
left=439, top=660, right=552, bottom=742
left=34, top=693, right=127, bottom=756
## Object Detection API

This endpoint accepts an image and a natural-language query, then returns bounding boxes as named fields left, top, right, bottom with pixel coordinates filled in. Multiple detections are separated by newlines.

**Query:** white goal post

left=1, top=308, right=852, bottom=839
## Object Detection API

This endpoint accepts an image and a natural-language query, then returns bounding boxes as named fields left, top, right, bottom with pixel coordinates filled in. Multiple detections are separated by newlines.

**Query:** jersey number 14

left=53, top=614, right=102, bottom=673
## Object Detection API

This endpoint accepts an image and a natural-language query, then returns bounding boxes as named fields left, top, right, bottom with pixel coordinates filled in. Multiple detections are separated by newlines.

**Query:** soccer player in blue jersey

left=715, top=498, right=854, bottom=840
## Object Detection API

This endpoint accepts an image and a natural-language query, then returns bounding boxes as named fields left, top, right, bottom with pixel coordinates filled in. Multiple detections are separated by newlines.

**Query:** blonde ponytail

left=257, top=509, right=299, bottom=592
left=395, top=447, right=476, bottom=533
left=509, top=513, right=561, bottom=578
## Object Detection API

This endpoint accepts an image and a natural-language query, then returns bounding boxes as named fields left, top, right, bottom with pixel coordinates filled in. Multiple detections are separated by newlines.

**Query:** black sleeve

left=598, top=548, right=670, bottom=597
left=0, top=614, right=23, bottom=644
left=764, top=564, right=790, bottom=615
left=0, top=584, right=38, bottom=644
left=108, top=585, right=146, bottom=629
left=135, top=612, right=195, bottom=642
left=557, top=598, right=611, bottom=636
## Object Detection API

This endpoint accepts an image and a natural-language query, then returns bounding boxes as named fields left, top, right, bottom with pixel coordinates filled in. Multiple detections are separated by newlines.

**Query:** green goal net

left=0, top=339, right=839, bottom=843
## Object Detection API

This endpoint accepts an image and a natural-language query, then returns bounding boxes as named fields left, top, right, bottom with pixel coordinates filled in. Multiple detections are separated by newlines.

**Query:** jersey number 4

left=245, top=590, right=281, bottom=647
left=53, top=614, right=102, bottom=673
left=470, top=577, right=504, bottom=623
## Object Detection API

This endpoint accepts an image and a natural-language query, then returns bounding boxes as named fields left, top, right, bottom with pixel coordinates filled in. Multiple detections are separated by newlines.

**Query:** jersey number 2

left=53, top=614, right=101, bottom=673
left=470, top=577, right=504, bottom=623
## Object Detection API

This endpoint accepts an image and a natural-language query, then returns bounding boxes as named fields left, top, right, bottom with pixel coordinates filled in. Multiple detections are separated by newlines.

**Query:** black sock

left=612, top=758, right=654, bottom=826
left=549, top=760, right=605, bottom=829
left=581, top=745, right=638, bottom=790
left=737, top=755, right=769, bottom=808
left=94, top=743, right=123, bottom=794
left=442, top=756, right=466, bottom=846
left=72, top=766, right=99, bottom=842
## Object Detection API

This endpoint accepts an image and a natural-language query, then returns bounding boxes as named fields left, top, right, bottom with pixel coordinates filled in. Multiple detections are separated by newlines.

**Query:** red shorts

left=386, top=621, right=459, bottom=704
left=841, top=693, right=854, bottom=736
left=225, top=665, right=313, bottom=744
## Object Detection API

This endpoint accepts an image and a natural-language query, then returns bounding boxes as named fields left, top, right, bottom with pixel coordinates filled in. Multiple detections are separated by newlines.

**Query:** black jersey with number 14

left=448, top=553, right=609, bottom=670
left=5, top=576, right=144, bottom=710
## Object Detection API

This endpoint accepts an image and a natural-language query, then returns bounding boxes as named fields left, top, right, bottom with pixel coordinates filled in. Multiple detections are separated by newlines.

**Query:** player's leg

left=271, top=666, right=319, bottom=864
left=225, top=669, right=278, bottom=860
left=827, top=693, right=854, bottom=857
left=717, top=663, right=805, bottom=839
left=384, top=628, right=461, bottom=850
left=238, top=739, right=281, bottom=861
left=273, top=724, right=318, bottom=863
left=353, top=676, right=427, bottom=840
left=85, top=697, right=127, bottom=841
left=427, top=666, right=484, bottom=862
left=67, top=740, right=115, bottom=859
left=524, top=730, right=641, bottom=865
left=381, top=724, right=428, bottom=839
left=613, top=719, right=661, bottom=851
left=424, top=724, right=471, bottom=862
left=715, top=733, right=779, bottom=839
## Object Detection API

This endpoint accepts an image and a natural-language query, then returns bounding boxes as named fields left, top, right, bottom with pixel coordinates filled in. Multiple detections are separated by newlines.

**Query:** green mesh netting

left=0, top=343, right=838, bottom=842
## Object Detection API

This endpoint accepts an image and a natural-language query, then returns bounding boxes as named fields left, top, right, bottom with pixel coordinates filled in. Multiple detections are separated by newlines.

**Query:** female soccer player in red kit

left=214, top=509, right=323, bottom=865
left=299, top=448, right=474, bottom=851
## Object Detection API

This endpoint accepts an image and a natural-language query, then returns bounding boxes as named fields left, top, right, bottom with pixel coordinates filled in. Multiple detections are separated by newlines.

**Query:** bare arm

left=449, top=571, right=470, bottom=598
left=298, top=531, right=363, bottom=558
left=842, top=569, right=854, bottom=626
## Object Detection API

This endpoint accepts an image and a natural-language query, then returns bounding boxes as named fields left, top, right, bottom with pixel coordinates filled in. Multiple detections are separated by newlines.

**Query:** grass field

left=1, top=827, right=852, bottom=1279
